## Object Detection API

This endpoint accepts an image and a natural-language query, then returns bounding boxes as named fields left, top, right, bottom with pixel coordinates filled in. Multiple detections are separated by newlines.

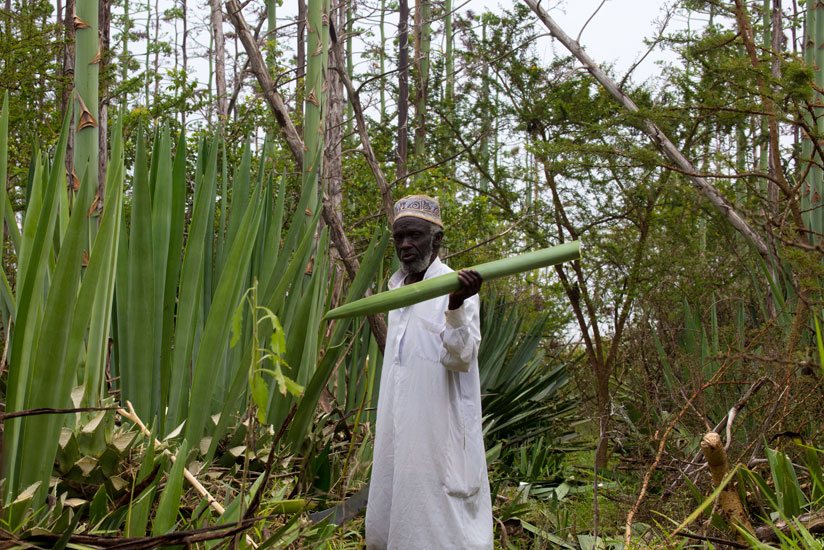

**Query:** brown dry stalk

left=699, top=432, right=754, bottom=541
left=117, top=401, right=258, bottom=548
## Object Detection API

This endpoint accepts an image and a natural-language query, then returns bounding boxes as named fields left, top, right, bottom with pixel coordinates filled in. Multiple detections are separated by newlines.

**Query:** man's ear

left=433, top=229, right=443, bottom=249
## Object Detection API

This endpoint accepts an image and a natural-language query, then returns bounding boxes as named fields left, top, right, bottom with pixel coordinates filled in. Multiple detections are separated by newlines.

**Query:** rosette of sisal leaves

left=325, top=241, right=580, bottom=320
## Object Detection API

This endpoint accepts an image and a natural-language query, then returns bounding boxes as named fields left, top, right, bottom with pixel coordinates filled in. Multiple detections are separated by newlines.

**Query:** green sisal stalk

left=325, top=241, right=581, bottom=319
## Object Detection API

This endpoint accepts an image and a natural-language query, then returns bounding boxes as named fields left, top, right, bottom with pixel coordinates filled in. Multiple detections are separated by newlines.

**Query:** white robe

left=365, top=258, right=493, bottom=550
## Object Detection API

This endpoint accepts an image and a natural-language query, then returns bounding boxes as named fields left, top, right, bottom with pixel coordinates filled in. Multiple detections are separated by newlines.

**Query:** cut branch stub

left=700, top=432, right=755, bottom=538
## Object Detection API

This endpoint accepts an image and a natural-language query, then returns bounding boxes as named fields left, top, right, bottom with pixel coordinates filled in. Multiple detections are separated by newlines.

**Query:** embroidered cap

left=393, top=194, right=443, bottom=228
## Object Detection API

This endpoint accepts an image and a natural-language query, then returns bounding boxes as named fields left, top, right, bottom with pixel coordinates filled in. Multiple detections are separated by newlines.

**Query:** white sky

left=45, top=0, right=694, bottom=127
left=50, top=0, right=689, bottom=88
left=516, top=0, right=687, bottom=81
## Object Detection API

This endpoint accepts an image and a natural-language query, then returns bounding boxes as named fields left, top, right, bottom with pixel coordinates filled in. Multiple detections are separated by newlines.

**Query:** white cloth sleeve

left=439, top=295, right=481, bottom=373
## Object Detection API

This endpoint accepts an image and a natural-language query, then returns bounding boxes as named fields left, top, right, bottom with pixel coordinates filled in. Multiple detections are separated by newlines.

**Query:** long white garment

left=365, top=258, right=493, bottom=550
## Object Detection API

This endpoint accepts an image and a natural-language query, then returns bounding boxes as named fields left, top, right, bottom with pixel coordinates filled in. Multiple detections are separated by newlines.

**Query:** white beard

left=401, top=237, right=433, bottom=276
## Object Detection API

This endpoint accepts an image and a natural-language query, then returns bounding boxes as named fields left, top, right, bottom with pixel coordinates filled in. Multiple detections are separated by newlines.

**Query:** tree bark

left=413, top=0, right=430, bottom=164
left=153, top=0, right=160, bottom=98
left=324, top=1, right=345, bottom=254
left=330, top=59, right=394, bottom=224
left=181, top=0, right=188, bottom=127
left=210, top=0, right=228, bottom=124
left=98, top=0, right=110, bottom=204
left=297, top=0, right=306, bottom=121
left=397, top=0, right=409, bottom=185
left=61, top=0, right=76, bottom=182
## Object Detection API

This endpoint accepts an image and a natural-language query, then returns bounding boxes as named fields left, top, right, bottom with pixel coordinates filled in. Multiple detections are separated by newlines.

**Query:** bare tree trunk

left=331, top=60, right=395, bottom=223
left=379, top=0, right=387, bottom=122
left=98, top=0, right=110, bottom=204
left=62, top=0, right=76, bottom=181
left=182, top=0, right=187, bottom=127
left=153, top=0, right=160, bottom=98
left=413, top=0, right=430, bottom=167
left=397, top=0, right=409, bottom=185
left=324, top=0, right=346, bottom=263
left=297, top=0, right=306, bottom=121
left=210, top=0, right=228, bottom=124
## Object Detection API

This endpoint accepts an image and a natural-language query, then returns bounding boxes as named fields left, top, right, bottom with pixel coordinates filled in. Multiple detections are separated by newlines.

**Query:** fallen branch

left=0, top=406, right=120, bottom=420
left=18, top=515, right=265, bottom=550
left=522, top=0, right=770, bottom=260
left=117, top=402, right=257, bottom=548
left=754, top=511, right=824, bottom=542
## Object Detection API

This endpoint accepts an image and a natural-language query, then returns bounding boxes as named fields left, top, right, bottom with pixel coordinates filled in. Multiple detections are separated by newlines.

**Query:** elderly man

left=365, top=195, right=493, bottom=549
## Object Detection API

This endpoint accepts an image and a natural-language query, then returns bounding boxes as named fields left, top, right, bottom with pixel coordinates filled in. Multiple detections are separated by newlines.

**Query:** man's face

left=392, top=217, right=441, bottom=275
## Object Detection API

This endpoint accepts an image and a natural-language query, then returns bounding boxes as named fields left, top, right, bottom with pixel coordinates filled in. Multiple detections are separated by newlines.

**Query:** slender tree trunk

left=56, top=0, right=63, bottom=59
left=98, top=0, right=110, bottom=204
left=73, top=0, right=99, bottom=194
left=120, top=0, right=128, bottom=105
left=144, top=0, right=150, bottom=107
left=265, top=0, right=277, bottom=159
left=379, top=0, right=386, bottom=122
left=802, top=0, right=815, bottom=234
left=232, top=32, right=239, bottom=121
left=62, top=0, right=76, bottom=181
left=397, top=0, right=409, bottom=185
left=297, top=0, right=306, bottom=122
left=210, top=0, right=228, bottom=125
left=413, top=0, right=430, bottom=168
left=813, top=0, right=824, bottom=241
left=324, top=0, right=345, bottom=261
left=445, top=0, right=453, bottom=121
left=479, top=16, right=489, bottom=191
left=182, top=0, right=187, bottom=127
left=345, top=1, right=353, bottom=139
left=153, top=0, right=160, bottom=98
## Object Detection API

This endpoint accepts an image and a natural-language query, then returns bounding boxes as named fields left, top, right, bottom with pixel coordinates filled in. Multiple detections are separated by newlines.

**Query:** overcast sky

left=46, top=0, right=692, bottom=113
left=516, top=0, right=687, bottom=80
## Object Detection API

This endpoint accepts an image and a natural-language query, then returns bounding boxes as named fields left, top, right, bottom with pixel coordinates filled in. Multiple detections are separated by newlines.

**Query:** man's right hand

left=448, top=269, right=483, bottom=310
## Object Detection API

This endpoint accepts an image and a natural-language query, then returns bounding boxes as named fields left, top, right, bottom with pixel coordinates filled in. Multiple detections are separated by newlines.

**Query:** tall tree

left=98, top=0, right=110, bottom=202
left=324, top=0, right=345, bottom=261
left=62, top=0, right=76, bottom=180
left=397, top=0, right=409, bottom=184
left=413, top=0, right=430, bottom=166
left=210, top=0, right=228, bottom=125
left=297, top=0, right=306, bottom=121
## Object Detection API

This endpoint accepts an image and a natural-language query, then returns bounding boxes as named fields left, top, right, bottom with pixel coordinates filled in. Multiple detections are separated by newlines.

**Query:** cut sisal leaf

left=325, top=240, right=581, bottom=320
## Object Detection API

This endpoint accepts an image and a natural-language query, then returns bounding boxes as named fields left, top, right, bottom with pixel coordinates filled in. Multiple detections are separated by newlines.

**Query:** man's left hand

left=448, top=269, right=483, bottom=310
